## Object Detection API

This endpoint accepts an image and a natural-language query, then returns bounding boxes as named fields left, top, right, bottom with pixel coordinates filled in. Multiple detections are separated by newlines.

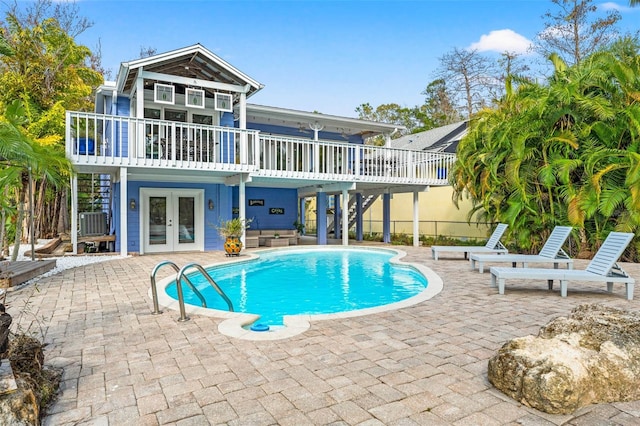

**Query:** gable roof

left=115, top=43, right=264, bottom=98
left=390, top=121, right=468, bottom=153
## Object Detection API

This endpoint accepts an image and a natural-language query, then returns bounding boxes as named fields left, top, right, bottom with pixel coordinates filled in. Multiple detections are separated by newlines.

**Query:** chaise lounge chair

left=470, top=226, right=573, bottom=273
left=490, top=232, right=635, bottom=300
left=431, top=223, right=508, bottom=260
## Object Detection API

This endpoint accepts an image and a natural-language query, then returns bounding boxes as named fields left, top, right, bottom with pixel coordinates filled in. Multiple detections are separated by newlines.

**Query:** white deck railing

left=66, top=112, right=455, bottom=185
left=258, top=134, right=455, bottom=184
left=66, top=111, right=259, bottom=172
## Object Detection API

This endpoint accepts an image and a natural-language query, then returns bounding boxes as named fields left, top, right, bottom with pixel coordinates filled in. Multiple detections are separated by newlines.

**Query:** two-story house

left=66, top=44, right=455, bottom=255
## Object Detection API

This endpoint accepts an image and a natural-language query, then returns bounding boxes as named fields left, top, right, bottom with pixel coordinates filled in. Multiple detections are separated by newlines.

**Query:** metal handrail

left=150, top=260, right=180, bottom=315
left=176, top=263, right=234, bottom=322
left=150, top=260, right=212, bottom=321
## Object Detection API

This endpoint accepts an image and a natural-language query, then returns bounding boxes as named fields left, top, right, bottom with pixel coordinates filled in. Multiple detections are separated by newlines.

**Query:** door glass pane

left=178, top=197, right=195, bottom=244
left=149, top=197, right=167, bottom=245
left=193, top=114, right=213, bottom=125
left=165, top=109, right=187, bottom=122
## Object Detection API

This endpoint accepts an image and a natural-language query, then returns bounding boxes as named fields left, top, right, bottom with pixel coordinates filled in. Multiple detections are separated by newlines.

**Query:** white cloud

left=600, top=2, right=632, bottom=12
left=468, top=29, right=533, bottom=55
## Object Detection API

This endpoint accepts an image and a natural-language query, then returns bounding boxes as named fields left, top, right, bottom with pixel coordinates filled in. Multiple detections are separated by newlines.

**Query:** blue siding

left=247, top=122, right=363, bottom=144
left=237, top=187, right=298, bottom=230
left=114, top=181, right=232, bottom=252
left=113, top=183, right=297, bottom=252
left=113, top=182, right=121, bottom=252
left=116, top=98, right=130, bottom=157
left=220, top=112, right=234, bottom=127
left=211, top=185, right=234, bottom=249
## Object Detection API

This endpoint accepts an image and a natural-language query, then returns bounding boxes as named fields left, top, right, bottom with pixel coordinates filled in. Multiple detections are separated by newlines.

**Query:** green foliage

left=453, top=36, right=640, bottom=255
left=0, top=1, right=100, bottom=242
left=214, top=218, right=253, bottom=238
left=355, top=102, right=435, bottom=145
left=293, top=220, right=305, bottom=235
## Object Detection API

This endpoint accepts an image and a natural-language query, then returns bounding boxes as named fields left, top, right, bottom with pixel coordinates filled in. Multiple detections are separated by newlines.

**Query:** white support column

left=120, top=167, right=128, bottom=256
left=239, top=92, right=248, bottom=164
left=135, top=73, right=145, bottom=159
left=310, top=122, right=324, bottom=141
left=342, top=189, right=349, bottom=246
left=239, top=92, right=247, bottom=130
left=413, top=191, right=420, bottom=247
left=239, top=176, right=246, bottom=248
left=71, top=174, right=78, bottom=254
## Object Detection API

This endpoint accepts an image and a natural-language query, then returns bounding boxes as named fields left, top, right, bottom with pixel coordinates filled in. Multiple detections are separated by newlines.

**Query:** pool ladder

left=150, top=261, right=234, bottom=322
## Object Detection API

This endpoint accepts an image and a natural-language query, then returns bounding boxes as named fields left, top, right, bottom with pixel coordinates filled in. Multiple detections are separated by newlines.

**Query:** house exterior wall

left=366, top=187, right=488, bottom=239
left=305, top=187, right=488, bottom=240
left=239, top=187, right=298, bottom=230
left=112, top=182, right=298, bottom=252
left=70, top=44, right=454, bottom=255
left=113, top=181, right=233, bottom=253
left=247, top=122, right=363, bottom=144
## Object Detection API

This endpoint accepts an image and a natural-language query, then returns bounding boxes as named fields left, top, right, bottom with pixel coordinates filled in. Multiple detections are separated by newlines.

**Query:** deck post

left=71, top=174, right=78, bottom=254
left=413, top=191, right=420, bottom=247
left=355, top=193, right=363, bottom=242
left=119, top=167, right=128, bottom=256
left=342, top=189, right=349, bottom=246
left=298, top=197, right=306, bottom=233
left=316, top=191, right=327, bottom=245
left=239, top=175, right=246, bottom=249
left=383, top=192, right=391, bottom=243
left=334, top=194, right=341, bottom=240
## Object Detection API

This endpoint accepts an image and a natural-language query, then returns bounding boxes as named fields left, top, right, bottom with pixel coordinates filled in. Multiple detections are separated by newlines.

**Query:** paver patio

left=5, top=244, right=640, bottom=425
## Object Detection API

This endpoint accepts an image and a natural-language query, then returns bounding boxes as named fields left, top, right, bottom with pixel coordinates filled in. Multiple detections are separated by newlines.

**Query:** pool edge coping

left=151, top=245, right=443, bottom=340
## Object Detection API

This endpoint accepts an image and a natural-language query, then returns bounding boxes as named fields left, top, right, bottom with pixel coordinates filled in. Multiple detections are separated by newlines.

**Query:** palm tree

left=0, top=100, right=71, bottom=260
left=453, top=39, right=640, bottom=256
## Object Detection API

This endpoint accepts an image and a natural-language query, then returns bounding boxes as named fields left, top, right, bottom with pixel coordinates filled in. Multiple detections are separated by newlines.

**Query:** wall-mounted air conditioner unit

left=79, top=212, right=107, bottom=237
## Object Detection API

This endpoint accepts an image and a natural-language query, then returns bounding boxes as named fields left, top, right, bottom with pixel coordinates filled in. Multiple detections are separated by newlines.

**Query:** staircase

left=77, top=173, right=112, bottom=230
left=326, top=193, right=379, bottom=235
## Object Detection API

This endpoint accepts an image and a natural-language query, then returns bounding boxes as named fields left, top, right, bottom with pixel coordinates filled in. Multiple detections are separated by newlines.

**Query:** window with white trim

left=154, top=83, right=175, bottom=104
left=185, top=88, right=205, bottom=109
left=214, top=93, right=233, bottom=112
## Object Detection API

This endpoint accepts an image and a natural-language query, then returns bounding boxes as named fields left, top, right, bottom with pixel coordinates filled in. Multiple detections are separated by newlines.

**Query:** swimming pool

left=156, top=246, right=443, bottom=340
left=166, top=247, right=427, bottom=325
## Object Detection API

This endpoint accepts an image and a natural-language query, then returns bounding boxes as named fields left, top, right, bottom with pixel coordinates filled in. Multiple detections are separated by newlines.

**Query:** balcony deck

left=66, top=111, right=456, bottom=187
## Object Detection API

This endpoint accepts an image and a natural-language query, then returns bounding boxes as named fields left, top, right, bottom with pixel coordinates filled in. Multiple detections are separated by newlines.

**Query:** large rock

left=488, top=304, right=640, bottom=414
left=0, top=377, right=38, bottom=425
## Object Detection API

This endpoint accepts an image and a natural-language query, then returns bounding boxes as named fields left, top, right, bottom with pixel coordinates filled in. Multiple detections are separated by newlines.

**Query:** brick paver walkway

left=6, top=245, right=640, bottom=425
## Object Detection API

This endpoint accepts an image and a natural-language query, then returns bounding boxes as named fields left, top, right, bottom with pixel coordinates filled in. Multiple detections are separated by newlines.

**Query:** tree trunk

left=0, top=209, right=5, bottom=260
left=10, top=185, right=26, bottom=262
left=58, top=189, right=69, bottom=235
left=34, top=176, right=47, bottom=239
left=0, top=187, right=7, bottom=259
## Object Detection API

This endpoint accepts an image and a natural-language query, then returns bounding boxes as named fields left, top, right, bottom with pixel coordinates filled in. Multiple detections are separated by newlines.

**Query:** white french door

left=141, top=188, right=204, bottom=253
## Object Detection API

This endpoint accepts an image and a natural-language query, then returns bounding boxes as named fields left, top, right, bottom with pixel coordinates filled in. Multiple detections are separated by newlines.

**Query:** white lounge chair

left=431, top=223, right=508, bottom=260
left=490, top=232, right=635, bottom=300
left=470, top=226, right=573, bottom=273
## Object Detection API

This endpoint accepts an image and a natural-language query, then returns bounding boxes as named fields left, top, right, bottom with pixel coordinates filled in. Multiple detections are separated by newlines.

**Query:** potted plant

left=274, top=232, right=280, bottom=239
left=293, top=220, right=305, bottom=236
left=216, top=217, right=252, bottom=256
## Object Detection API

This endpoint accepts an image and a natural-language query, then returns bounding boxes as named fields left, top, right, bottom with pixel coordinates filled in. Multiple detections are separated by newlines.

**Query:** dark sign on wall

left=232, top=207, right=239, bottom=214
left=269, top=207, right=285, bottom=215
left=248, top=199, right=264, bottom=206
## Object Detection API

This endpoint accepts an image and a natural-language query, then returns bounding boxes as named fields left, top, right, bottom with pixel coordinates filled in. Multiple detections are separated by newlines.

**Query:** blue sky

left=64, top=1, right=640, bottom=117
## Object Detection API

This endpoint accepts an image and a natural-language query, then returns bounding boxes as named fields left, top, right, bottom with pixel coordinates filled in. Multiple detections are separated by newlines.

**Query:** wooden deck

left=0, top=260, right=57, bottom=288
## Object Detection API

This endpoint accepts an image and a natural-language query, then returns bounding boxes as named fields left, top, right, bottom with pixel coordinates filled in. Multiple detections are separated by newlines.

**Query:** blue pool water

left=165, top=248, right=428, bottom=325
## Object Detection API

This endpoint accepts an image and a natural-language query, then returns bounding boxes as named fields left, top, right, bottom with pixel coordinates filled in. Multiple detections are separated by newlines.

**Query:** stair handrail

left=176, top=262, right=234, bottom=322
left=150, top=260, right=180, bottom=315
left=150, top=260, right=209, bottom=321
